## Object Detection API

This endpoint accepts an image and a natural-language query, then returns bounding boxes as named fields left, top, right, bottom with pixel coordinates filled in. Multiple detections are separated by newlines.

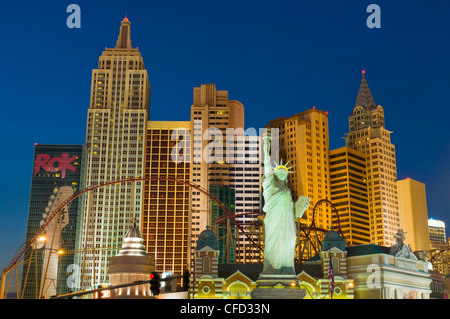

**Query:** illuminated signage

left=34, top=153, right=78, bottom=179
left=94, top=289, right=111, bottom=299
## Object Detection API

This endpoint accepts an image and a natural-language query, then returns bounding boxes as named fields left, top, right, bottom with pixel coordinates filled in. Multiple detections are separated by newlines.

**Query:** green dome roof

left=321, top=229, right=346, bottom=251
left=196, top=227, right=218, bottom=251
left=323, top=230, right=341, bottom=241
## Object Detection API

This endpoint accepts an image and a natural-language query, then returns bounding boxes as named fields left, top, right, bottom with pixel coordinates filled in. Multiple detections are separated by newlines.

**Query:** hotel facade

left=21, top=144, right=86, bottom=298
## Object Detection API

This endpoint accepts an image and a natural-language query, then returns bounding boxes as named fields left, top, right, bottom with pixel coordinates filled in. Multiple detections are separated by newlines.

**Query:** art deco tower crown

left=115, top=17, right=133, bottom=49
left=355, top=70, right=376, bottom=110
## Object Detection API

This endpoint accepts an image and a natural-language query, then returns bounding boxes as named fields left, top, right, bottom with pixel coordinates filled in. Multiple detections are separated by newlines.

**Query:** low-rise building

left=191, top=227, right=432, bottom=299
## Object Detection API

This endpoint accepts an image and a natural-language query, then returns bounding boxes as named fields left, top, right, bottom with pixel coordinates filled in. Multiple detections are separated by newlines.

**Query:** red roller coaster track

left=4, top=177, right=347, bottom=279
left=302, top=198, right=346, bottom=255
left=4, top=176, right=262, bottom=275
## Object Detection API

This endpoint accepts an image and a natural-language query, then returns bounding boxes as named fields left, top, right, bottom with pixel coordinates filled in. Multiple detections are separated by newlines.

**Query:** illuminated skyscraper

left=142, top=121, right=191, bottom=280
left=267, top=108, right=331, bottom=230
left=329, top=147, right=370, bottom=245
left=345, top=72, right=399, bottom=246
left=428, top=219, right=449, bottom=275
left=21, top=144, right=86, bottom=299
left=189, top=84, right=262, bottom=263
left=231, top=135, right=262, bottom=263
left=429, top=219, right=446, bottom=243
left=190, top=84, right=244, bottom=247
left=80, top=17, right=151, bottom=289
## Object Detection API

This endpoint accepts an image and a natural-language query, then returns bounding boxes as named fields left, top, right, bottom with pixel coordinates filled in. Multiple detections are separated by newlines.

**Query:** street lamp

left=32, top=235, right=46, bottom=249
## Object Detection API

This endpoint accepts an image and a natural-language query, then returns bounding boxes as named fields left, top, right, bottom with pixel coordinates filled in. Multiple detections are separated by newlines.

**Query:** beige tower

left=267, top=108, right=331, bottom=230
left=345, top=71, right=399, bottom=246
left=397, top=178, right=430, bottom=251
left=81, top=17, right=151, bottom=289
left=190, top=84, right=244, bottom=250
left=142, top=121, right=191, bottom=281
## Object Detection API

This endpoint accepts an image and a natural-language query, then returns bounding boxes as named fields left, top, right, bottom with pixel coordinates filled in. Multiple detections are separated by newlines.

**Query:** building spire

left=355, top=70, right=376, bottom=110
left=115, top=16, right=132, bottom=49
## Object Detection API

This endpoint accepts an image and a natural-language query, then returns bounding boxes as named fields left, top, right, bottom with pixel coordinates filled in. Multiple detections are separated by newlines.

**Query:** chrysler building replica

left=345, top=71, right=399, bottom=247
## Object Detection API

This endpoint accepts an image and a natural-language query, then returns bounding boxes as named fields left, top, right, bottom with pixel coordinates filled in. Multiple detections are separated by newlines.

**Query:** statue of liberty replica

left=252, top=128, right=310, bottom=299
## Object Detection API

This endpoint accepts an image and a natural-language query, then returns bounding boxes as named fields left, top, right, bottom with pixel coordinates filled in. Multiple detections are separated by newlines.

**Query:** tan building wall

left=397, top=178, right=430, bottom=251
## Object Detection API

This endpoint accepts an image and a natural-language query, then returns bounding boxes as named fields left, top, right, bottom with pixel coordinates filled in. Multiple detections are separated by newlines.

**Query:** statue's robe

left=261, top=171, right=296, bottom=275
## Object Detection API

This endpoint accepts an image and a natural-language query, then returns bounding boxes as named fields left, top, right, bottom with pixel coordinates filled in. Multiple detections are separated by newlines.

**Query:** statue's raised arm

left=262, top=128, right=273, bottom=176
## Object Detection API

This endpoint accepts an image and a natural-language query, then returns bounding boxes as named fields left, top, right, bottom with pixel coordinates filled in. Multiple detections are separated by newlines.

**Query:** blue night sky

left=0, top=0, right=449, bottom=271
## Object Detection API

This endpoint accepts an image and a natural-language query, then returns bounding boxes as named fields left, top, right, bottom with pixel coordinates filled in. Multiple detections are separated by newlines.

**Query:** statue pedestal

left=251, top=275, right=306, bottom=299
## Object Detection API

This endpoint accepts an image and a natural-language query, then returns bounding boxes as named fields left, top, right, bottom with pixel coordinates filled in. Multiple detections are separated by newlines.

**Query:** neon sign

left=34, top=153, right=78, bottom=179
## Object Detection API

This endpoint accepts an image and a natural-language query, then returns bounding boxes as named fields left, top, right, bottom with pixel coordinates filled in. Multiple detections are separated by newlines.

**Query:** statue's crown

left=273, top=159, right=294, bottom=173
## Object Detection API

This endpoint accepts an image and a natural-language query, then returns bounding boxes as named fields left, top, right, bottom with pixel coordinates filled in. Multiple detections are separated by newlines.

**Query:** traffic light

left=182, top=269, right=190, bottom=291
left=150, top=272, right=161, bottom=296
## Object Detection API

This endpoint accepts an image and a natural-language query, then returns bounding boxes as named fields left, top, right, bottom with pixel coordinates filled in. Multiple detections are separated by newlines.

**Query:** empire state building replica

left=76, top=17, right=151, bottom=290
